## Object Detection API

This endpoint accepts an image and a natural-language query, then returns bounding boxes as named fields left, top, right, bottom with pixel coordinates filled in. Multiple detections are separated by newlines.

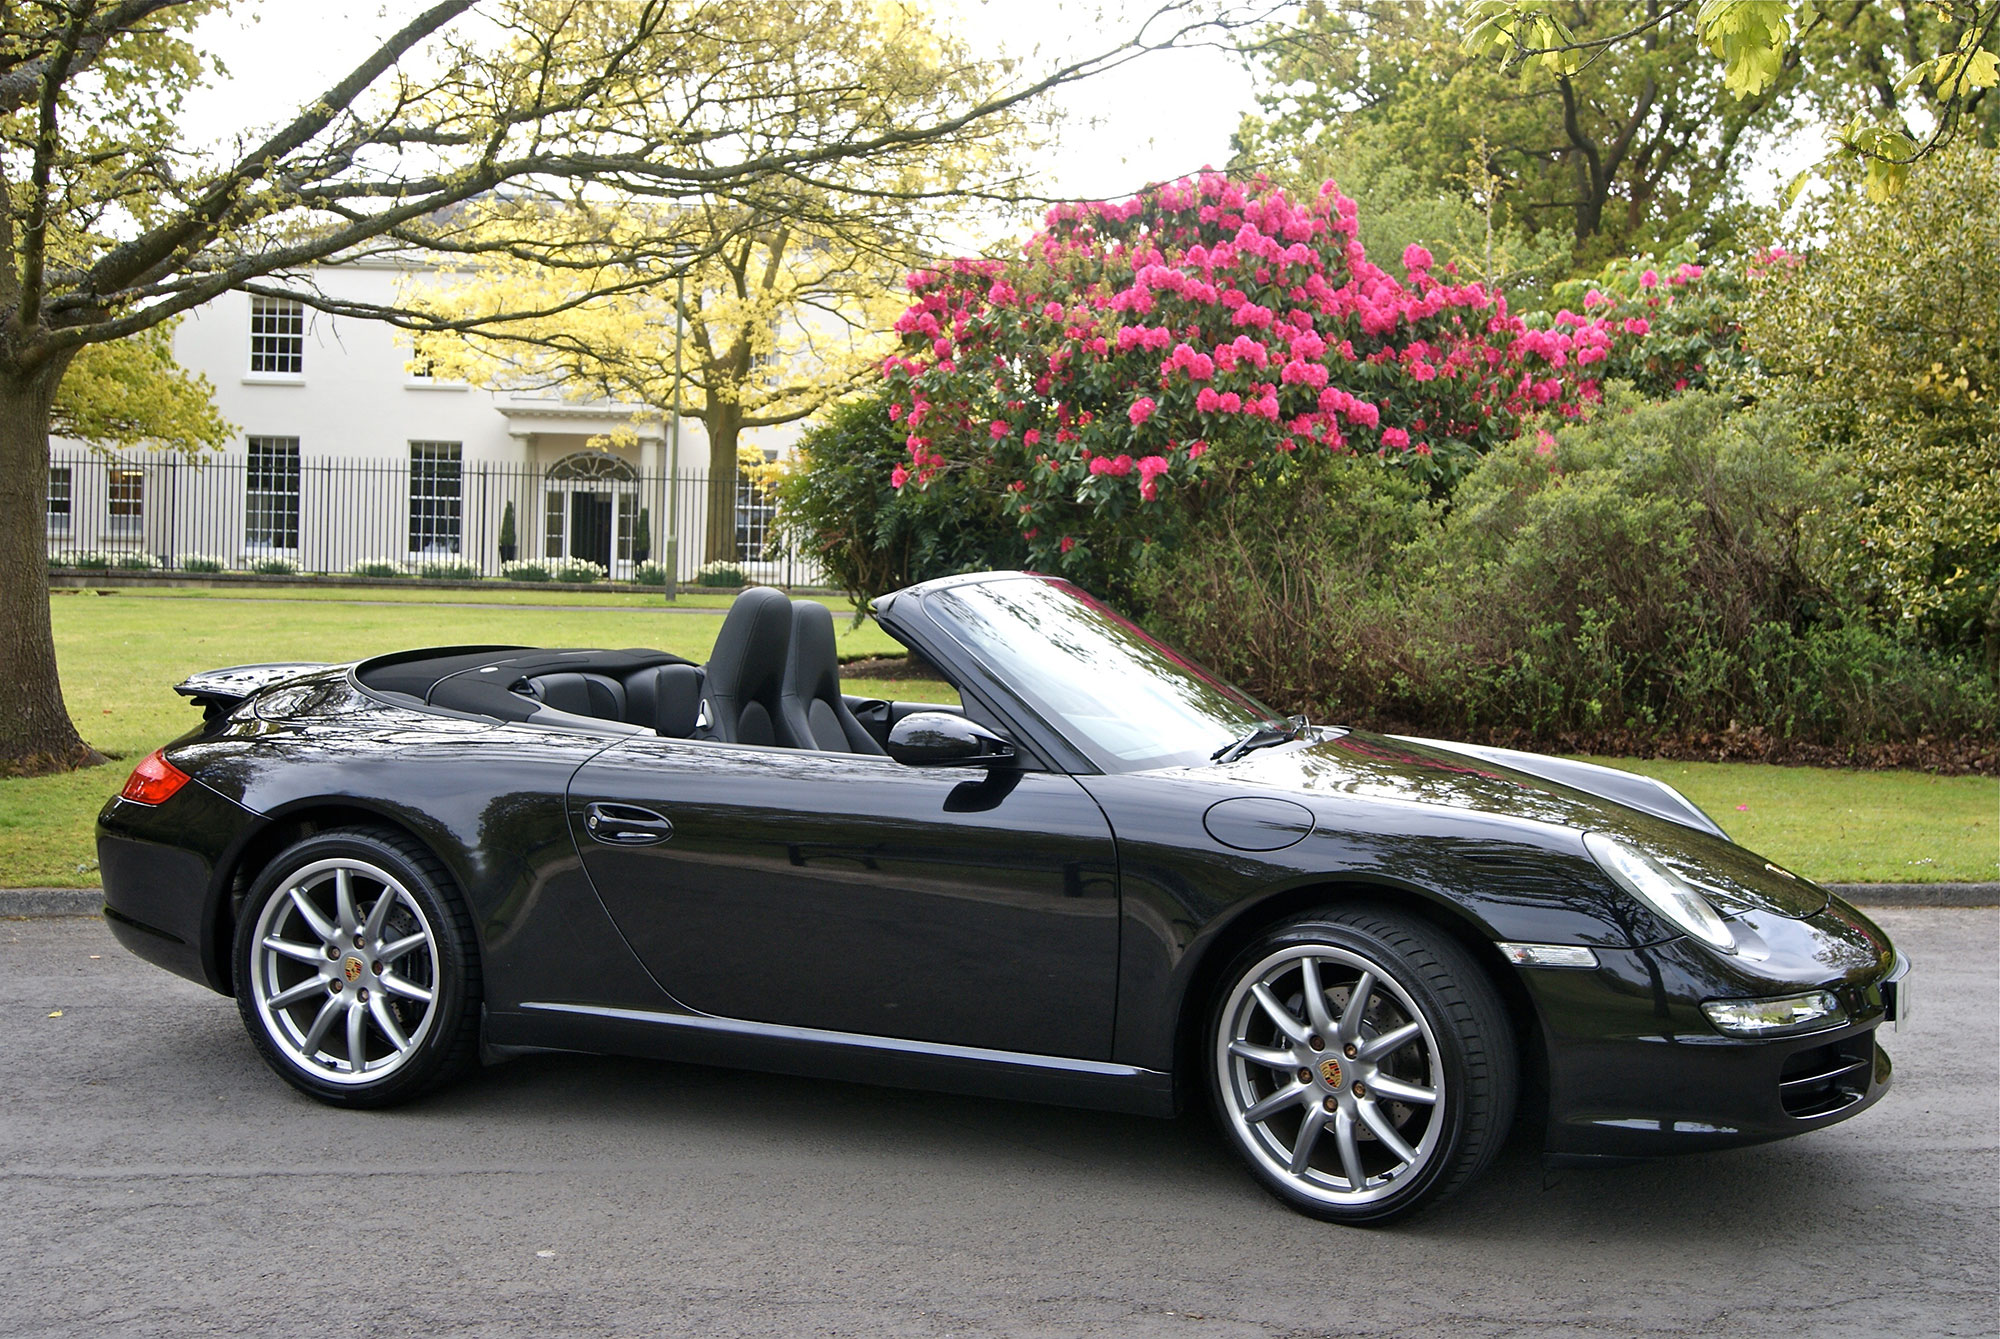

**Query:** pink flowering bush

left=1548, top=244, right=1765, bottom=397
left=881, top=173, right=1633, bottom=584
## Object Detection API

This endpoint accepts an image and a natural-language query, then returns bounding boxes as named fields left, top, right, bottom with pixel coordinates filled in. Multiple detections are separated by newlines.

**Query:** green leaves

left=1463, top=0, right=1583, bottom=76
left=1694, top=0, right=1793, bottom=98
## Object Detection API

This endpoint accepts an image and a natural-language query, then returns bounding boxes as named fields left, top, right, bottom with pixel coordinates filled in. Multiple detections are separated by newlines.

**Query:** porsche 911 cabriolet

left=99, top=571, right=1910, bottom=1223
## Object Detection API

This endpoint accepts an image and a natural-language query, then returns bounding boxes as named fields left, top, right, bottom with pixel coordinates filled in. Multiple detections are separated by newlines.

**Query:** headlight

left=1702, top=991, right=1844, bottom=1037
left=1583, top=832, right=1735, bottom=952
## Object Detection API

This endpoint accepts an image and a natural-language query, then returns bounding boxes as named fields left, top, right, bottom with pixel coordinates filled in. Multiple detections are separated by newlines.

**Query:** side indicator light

left=119, top=750, right=192, bottom=806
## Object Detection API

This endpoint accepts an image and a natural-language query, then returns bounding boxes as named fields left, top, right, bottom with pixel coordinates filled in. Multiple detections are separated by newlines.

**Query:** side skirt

left=489, top=1001, right=1178, bottom=1117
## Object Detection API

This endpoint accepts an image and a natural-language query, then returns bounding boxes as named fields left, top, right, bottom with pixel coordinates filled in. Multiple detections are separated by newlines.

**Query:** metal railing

left=44, top=451, right=821, bottom=588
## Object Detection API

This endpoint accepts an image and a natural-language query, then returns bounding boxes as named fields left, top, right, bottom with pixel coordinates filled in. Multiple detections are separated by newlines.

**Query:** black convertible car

left=100, top=571, right=1910, bottom=1223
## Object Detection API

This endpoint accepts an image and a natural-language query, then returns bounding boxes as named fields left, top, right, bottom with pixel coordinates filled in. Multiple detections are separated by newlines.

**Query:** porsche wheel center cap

left=1318, top=1058, right=1343, bottom=1088
left=343, top=956, right=364, bottom=984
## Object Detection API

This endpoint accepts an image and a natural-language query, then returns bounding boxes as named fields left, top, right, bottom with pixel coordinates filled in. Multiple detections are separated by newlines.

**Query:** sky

left=184, top=0, right=1266, bottom=236
left=178, top=1, right=1814, bottom=238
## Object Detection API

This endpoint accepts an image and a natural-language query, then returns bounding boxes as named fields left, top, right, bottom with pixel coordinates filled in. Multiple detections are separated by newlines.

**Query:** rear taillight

left=119, top=750, right=191, bottom=806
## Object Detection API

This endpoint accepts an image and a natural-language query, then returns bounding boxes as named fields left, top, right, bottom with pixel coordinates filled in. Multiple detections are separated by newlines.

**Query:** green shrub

left=553, top=558, right=605, bottom=584
left=696, top=560, right=745, bottom=588
left=68, top=551, right=113, bottom=570
left=348, top=558, right=406, bottom=578
left=770, top=389, right=1025, bottom=606
left=1747, top=145, right=2000, bottom=658
left=501, top=560, right=552, bottom=582
left=248, top=556, right=298, bottom=576
left=1136, top=391, right=1996, bottom=752
left=633, top=560, right=668, bottom=587
left=114, top=552, right=163, bottom=570
left=180, top=554, right=227, bottom=574
left=416, top=560, right=480, bottom=581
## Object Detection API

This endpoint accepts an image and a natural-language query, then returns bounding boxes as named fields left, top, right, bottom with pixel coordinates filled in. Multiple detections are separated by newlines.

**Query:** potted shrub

left=498, top=500, right=518, bottom=563
left=632, top=507, right=651, bottom=564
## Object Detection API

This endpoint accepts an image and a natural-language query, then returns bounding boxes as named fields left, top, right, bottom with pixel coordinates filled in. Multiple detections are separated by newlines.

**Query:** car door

left=566, top=736, right=1121, bottom=1060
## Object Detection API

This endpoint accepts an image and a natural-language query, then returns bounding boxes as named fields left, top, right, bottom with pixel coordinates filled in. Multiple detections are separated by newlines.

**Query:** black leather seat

left=779, top=600, right=886, bottom=754
left=523, top=671, right=626, bottom=721
left=625, top=663, right=704, bottom=738
left=700, top=586, right=796, bottom=746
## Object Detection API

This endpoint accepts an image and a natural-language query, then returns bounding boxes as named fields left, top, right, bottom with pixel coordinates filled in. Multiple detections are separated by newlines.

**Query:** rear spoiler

left=175, top=663, right=330, bottom=720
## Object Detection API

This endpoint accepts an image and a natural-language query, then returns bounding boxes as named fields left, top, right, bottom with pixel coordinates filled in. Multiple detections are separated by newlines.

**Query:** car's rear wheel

left=1208, top=905, right=1516, bottom=1225
left=233, top=828, right=479, bottom=1107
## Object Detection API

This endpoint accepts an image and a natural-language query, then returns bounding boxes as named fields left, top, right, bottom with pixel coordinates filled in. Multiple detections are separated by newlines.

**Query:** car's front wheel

left=233, top=827, right=480, bottom=1107
left=1209, top=905, right=1516, bottom=1224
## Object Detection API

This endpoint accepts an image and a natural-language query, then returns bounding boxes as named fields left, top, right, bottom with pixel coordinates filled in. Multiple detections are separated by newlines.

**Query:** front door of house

left=570, top=491, right=613, bottom=570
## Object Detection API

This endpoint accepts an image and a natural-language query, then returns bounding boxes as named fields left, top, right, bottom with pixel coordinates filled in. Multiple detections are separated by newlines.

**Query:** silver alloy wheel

left=247, top=857, right=441, bottom=1086
left=1215, top=943, right=1446, bottom=1208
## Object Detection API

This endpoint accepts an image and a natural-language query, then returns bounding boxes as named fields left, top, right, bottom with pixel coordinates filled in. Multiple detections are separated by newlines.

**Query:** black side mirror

left=886, top=712, right=1016, bottom=767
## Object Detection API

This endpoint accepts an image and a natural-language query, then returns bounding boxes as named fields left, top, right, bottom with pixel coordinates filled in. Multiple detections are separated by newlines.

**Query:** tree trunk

left=0, top=353, right=103, bottom=774
left=703, top=401, right=743, bottom=565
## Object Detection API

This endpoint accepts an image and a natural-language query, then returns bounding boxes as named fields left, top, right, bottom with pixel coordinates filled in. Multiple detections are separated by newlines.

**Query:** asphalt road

left=3, top=909, right=1994, bottom=1339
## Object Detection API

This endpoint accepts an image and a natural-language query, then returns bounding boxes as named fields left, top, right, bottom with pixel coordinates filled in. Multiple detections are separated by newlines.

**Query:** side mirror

left=886, top=712, right=1016, bottom=767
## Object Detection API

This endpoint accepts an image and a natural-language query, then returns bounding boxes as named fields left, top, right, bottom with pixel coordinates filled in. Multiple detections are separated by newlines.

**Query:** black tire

left=233, top=827, right=481, bottom=1108
left=1206, top=904, right=1516, bottom=1225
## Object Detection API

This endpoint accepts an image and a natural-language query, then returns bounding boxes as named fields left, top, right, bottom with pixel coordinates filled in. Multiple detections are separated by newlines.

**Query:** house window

left=408, top=441, right=462, bottom=554
left=735, top=449, right=778, bottom=558
left=47, top=468, right=71, bottom=534
left=244, top=437, right=301, bottom=549
left=249, top=296, right=304, bottom=374
left=109, top=467, right=143, bottom=538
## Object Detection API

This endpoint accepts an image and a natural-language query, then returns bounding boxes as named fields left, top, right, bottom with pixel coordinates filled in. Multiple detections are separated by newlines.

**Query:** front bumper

left=1519, top=924, right=1906, bottom=1161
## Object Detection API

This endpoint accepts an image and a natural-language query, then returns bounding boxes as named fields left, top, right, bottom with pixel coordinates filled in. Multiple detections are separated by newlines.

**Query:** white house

left=48, top=258, right=805, bottom=582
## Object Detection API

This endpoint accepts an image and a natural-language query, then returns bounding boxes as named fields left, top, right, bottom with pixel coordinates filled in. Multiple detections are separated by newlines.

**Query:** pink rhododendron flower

left=1381, top=427, right=1410, bottom=449
left=1023, top=429, right=1041, bottom=446
left=1623, top=318, right=1650, bottom=336
left=1059, top=536, right=1075, bottom=554
left=1639, top=269, right=1659, bottom=288
left=1128, top=397, right=1156, bottom=426
left=1402, top=243, right=1433, bottom=271
left=890, top=465, right=909, bottom=488
left=989, top=420, right=1009, bottom=439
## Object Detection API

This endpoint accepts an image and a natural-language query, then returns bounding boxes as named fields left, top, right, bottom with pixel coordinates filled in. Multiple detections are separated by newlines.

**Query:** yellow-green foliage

left=53, top=321, right=232, bottom=454
left=401, top=0, right=1037, bottom=470
left=1748, top=145, right=2000, bottom=653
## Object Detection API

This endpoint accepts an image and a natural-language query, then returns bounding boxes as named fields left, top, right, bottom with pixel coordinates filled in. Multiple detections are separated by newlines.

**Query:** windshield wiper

left=1211, top=715, right=1310, bottom=765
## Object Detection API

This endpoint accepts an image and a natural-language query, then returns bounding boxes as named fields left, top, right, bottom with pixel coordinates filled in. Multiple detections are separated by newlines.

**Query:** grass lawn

left=1, top=591, right=898, bottom=887
left=3, top=588, right=1992, bottom=888
left=88, top=583, right=777, bottom=609
left=1569, top=757, right=1994, bottom=886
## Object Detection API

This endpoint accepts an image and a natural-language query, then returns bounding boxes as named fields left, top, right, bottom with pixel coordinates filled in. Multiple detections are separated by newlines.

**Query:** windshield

left=928, top=576, right=1276, bottom=770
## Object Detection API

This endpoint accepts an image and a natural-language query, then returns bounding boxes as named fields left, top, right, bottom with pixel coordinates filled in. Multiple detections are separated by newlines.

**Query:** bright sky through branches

left=182, top=0, right=1260, bottom=244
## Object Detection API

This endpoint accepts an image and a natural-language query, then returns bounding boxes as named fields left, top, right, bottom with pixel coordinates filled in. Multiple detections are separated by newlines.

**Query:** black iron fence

left=45, top=451, right=823, bottom=588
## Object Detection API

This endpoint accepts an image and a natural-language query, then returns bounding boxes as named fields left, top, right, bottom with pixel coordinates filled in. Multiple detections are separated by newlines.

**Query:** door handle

left=583, top=802, right=674, bottom=846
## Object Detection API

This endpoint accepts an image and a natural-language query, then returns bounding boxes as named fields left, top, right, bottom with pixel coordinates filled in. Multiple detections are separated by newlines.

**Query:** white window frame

left=408, top=441, right=463, bottom=556
left=108, top=466, right=144, bottom=540
left=47, top=467, right=71, bottom=535
left=248, top=296, right=305, bottom=377
left=243, top=436, right=301, bottom=551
